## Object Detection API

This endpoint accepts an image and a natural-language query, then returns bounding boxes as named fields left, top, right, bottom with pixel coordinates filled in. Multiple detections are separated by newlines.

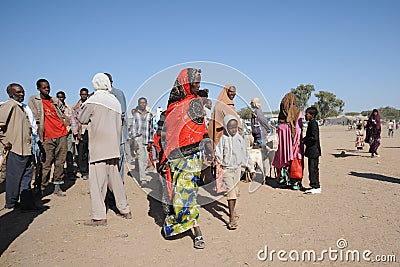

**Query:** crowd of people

left=0, top=74, right=128, bottom=217
left=1, top=68, right=390, bottom=249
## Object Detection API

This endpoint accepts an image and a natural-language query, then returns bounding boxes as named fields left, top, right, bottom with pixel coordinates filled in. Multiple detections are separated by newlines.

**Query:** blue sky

left=1, top=0, right=399, bottom=113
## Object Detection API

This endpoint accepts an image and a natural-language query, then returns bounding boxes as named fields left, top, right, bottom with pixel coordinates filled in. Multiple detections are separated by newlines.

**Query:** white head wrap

left=251, top=98, right=261, bottom=109
left=92, top=73, right=112, bottom=92
left=223, top=114, right=238, bottom=136
left=85, top=73, right=122, bottom=114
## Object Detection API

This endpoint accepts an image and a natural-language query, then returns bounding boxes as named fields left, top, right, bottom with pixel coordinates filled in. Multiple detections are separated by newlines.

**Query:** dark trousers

left=66, top=132, right=75, bottom=175
left=77, top=130, right=89, bottom=175
left=42, top=135, right=68, bottom=186
left=308, top=157, right=320, bottom=189
left=5, top=152, right=35, bottom=209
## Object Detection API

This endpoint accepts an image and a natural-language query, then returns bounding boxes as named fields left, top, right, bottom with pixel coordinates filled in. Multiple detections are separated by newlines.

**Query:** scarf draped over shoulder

left=367, top=109, right=381, bottom=135
left=85, top=73, right=122, bottom=114
left=163, top=68, right=207, bottom=161
left=208, top=84, right=242, bottom=146
left=278, top=92, right=300, bottom=141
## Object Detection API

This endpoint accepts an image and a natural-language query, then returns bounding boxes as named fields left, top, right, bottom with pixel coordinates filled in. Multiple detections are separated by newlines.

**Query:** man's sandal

left=194, top=236, right=205, bottom=249
left=227, top=217, right=238, bottom=230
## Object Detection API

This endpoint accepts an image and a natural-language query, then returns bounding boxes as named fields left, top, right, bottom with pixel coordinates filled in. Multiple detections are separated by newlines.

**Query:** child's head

left=305, top=106, right=318, bottom=121
left=227, top=119, right=238, bottom=136
left=223, top=115, right=239, bottom=136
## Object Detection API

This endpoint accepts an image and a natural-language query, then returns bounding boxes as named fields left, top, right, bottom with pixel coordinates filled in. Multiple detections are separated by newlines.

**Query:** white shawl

left=85, top=73, right=121, bottom=114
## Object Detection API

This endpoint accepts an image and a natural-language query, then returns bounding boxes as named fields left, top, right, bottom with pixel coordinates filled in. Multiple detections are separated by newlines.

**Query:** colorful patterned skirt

left=163, top=151, right=203, bottom=237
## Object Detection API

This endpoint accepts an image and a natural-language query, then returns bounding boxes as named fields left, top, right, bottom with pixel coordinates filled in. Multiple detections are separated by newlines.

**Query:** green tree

left=291, top=84, right=315, bottom=112
left=345, top=112, right=360, bottom=116
left=362, top=107, right=400, bottom=120
left=378, top=106, right=400, bottom=120
left=237, top=107, right=252, bottom=120
left=313, top=91, right=345, bottom=119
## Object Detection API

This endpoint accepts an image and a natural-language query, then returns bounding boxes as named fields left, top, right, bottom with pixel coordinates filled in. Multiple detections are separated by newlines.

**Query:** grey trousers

left=89, top=158, right=130, bottom=220
left=136, top=136, right=149, bottom=182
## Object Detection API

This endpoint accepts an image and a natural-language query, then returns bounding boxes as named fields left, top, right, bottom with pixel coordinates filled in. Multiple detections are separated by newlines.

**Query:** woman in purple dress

left=366, top=109, right=381, bottom=158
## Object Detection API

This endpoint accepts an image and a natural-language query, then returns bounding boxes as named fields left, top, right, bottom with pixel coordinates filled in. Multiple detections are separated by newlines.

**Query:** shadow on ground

left=349, top=171, right=400, bottom=184
left=0, top=182, right=5, bottom=195
left=331, top=153, right=359, bottom=158
left=264, top=177, right=283, bottom=189
left=37, top=175, right=77, bottom=198
left=0, top=206, right=49, bottom=256
left=143, top=171, right=233, bottom=244
left=199, top=195, right=229, bottom=225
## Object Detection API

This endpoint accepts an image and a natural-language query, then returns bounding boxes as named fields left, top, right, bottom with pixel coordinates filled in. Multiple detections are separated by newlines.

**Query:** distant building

left=324, top=115, right=367, bottom=125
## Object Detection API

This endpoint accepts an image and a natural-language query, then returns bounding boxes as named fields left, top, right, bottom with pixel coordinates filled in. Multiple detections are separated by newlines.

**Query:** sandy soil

left=0, top=126, right=399, bottom=267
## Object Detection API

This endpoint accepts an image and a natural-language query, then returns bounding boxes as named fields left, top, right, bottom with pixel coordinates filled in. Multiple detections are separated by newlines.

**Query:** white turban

left=251, top=97, right=261, bottom=108
left=84, top=73, right=121, bottom=114
left=92, top=73, right=112, bottom=91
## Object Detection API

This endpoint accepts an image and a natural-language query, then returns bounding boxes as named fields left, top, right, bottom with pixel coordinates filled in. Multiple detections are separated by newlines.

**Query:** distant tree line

left=238, top=85, right=399, bottom=121
left=290, top=84, right=344, bottom=120
left=237, top=84, right=346, bottom=120
left=237, top=106, right=252, bottom=120
left=361, top=107, right=400, bottom=120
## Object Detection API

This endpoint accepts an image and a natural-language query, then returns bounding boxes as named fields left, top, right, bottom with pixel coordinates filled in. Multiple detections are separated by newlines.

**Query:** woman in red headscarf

left=161, top=68, right=212, bottom=249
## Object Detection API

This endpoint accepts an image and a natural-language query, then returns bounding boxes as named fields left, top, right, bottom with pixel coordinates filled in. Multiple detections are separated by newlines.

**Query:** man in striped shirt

left=132, top=97, right=153, bottom=187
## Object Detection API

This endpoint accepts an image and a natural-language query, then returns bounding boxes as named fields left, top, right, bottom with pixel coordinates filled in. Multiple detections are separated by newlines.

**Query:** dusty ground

left=0, top=126, right=399, bottom=266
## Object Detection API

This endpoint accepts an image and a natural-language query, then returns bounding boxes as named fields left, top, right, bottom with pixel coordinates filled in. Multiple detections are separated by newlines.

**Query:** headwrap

left=85, top=73, right=122, bottom=114
left=367, top=109, right=381, bottom=134
left=278, top=92, right=300, bottom=140
left=167, top=68, right=201, bottom=106
left=217, top=84, right=235, bottom=106
left=163, top=68, right=207, bottom=161
left=208, top=84, right=242, bottom=146
left=223, top=114, right=238, bottom=136
left=251, top=97, right=261, bottom=109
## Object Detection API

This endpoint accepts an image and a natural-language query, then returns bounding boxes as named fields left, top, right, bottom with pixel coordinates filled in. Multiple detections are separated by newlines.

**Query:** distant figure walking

left=355, top=124, right=365, bottom=150
left=387, top=119, right=394, bottom=137
left=365, top=109, right=381, bottom=158
left=131, top=97, right=154, bottom=187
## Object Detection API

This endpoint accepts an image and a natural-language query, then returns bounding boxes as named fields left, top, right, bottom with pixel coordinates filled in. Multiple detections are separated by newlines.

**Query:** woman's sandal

left=194, top=236, right=205, bottom=249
